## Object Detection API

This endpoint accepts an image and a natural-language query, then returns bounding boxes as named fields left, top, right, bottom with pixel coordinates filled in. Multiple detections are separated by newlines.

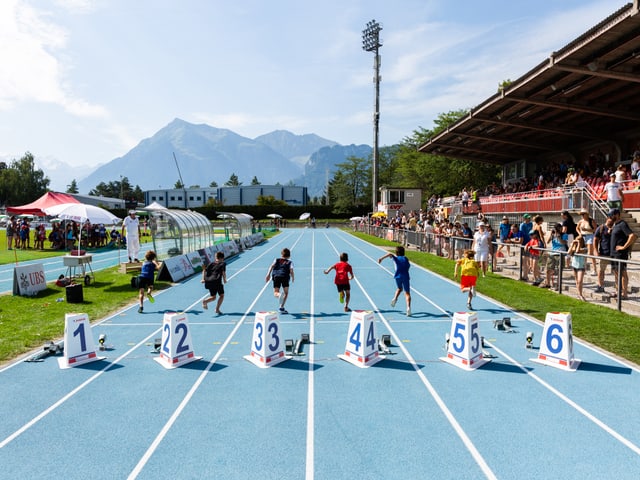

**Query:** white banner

left=13, top=263, right=47, bottom=296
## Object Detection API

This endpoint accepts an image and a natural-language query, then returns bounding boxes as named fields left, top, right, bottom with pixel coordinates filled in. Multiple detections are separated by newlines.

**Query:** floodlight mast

left=362, top=20, right=382, bottom=214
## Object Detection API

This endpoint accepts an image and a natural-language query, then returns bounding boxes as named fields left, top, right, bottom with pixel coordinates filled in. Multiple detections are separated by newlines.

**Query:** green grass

left=350, top=231, right=640, bottom=366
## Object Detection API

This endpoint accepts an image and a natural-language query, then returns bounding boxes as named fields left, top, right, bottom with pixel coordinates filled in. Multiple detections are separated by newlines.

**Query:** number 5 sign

left=58, top=313, right=105, bottom=369
left=244, top=311, right=289, bottom=368
left=440, top=312, right=490, bottom=371
left=338, top=310, right=384, bottom=368
left=532, top=312, right=581, bottom=371
left=154, top=312, right=202, bottom=369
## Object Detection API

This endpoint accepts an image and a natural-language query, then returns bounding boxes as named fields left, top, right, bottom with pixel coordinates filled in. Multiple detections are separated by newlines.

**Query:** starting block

left=531, top=312, right=581, bottom=371
left=338, top=310, right=384, bottom=368
left=58, top=313, right=105, bottom=369
left=154, top=312, right=202, bottom=369
left=244, top=311, right=289, bottom=368
left=440, top=311, right=490, bottom=371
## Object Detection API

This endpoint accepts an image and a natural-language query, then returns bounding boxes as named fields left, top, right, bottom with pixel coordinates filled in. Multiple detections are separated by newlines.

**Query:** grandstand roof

left=419, top=2, right=640, bottom=166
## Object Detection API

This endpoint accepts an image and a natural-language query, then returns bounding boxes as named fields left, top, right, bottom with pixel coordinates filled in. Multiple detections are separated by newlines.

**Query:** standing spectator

left=6, top=215, right=17, bottom=250
left=608, top=208, right=637, bottom=299
left=497, top=216, right=511, bottom=257
left=561, top=211, right=578, bottom=267
left=519, top=213, right=533, bottom=245
left=324, top=252, right=355, bottom=313
left=594, top=216, right=613, bottom=294
left=524, top=230, right=543, bottom=285
left=122, top=210, right=141, bottom=262
left=577, top=208, right=598, bottom=275
left=507, top=224, right=524, bottom=254
left=630, top=153, right=640, bottom=179
left=472, top=222, right=490, bottom=277
left=460, top=188, right=470, bottom=213
left=378, top=245, right=412, bottom=317
left=614, top=164, right=627, bottom=183
left=603, top=173, right=624, bottom=212
left=568, top=236, right=587, bottom=301
left=542, top=224, right=568, bottom=289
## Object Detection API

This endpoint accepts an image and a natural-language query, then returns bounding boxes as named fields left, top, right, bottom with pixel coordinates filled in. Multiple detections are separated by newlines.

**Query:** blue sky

left=0, top=0, right=618, bottom=189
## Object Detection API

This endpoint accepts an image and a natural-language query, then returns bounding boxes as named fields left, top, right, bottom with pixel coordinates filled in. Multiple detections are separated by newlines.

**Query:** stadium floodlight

left=362, top=20, right=383, bottom=214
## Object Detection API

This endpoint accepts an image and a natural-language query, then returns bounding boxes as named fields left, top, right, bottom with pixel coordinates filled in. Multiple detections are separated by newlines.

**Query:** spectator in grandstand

left=577, top=208, right=598, bottom=275
left=532, top=215, right=546, bottom=247
left=460, top=188, right=470, bottom=213
left=630, top=153, right=640, bottom=179
left=594, top=216, right=613, bottom=294
left=614, top=164, right=628, bottom=183
left=507, top=224, right=523, bottom=254
left=603, top=172, right=624, bottom=212
left=609, top=208, right=637, bottom=300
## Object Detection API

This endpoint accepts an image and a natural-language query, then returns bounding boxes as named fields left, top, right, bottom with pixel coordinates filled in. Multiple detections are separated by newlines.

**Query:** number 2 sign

left=154, top=312, right=202, bottom=369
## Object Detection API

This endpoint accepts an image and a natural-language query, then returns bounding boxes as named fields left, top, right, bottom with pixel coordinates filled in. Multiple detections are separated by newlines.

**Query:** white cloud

left=0, top=0, right=106, bottom=118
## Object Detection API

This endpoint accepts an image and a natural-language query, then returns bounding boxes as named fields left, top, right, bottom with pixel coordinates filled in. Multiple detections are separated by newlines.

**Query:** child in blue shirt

left=378, top=245, right=412, bottom=316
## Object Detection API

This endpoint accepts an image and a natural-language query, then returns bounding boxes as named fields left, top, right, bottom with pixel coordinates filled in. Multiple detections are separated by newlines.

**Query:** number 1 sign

left=154, top=312, right=202, bottom=369
left=58, top=313, right=105, bottom=369
left=440, top=312, right=490, bottom=371
left=338, top=310, right=384, bottom=368
left=532, top=312, right=581, bottom=371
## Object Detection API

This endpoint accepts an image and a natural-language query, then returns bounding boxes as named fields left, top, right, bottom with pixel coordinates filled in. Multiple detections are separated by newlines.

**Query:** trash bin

left=66, top=284, right=83, bottom=303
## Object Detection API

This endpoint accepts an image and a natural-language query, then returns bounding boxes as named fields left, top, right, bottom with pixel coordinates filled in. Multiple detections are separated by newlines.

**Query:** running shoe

left=406, top=307, right=411, bottom=317
left=279, top=307, right=288, bottom=314
left=138, top=306, right=143, bottom=313
left=147, top=293, right=155, bottom=303
left=390, top=298, right=397, bottom=307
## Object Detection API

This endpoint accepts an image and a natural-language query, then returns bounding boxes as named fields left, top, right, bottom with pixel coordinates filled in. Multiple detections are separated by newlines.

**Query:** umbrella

left=371, top=211, right=386, bottom=218
left=266, top=213, right=282, bottom=219
left=44, top=203, right=121, bottom=225
left=350, top=216, right=364, bottom=221
left=299, top=212, right=311, bottom=220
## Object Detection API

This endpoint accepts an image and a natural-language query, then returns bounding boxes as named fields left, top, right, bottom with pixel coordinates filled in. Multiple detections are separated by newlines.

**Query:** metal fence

left=354, top=223, right=638, bottom=314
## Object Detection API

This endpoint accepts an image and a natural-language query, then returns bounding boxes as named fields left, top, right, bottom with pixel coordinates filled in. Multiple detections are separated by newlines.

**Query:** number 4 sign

left=532, top=312, right=581, bottom=371
left=440, top=312, right=490, bottom=371
left=58, top=313, right=105, bottom=369
left=244, top=311, right=289, bottom=368
left=338, top=310, right=384, bottom=368
left=154, top=312, right=202, bottom=369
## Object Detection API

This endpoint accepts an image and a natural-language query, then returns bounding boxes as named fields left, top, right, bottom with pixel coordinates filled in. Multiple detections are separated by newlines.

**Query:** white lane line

left=326, top=231, right=498, bottom=479
left=128, top=229, right=307, bottom=479
left=0, top=329, right=161, bottom=449
left=487, top=340, right=640, bottom=456
left=305, top=230, right=316, bottom=480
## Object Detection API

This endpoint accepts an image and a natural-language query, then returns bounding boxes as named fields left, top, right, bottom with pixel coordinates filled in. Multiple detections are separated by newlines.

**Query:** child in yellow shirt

left=454, top=249, right=481, bottom=310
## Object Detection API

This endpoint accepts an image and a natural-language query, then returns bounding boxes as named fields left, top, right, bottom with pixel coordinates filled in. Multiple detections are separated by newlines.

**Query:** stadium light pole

left=362, top=20, right=382, bottom=214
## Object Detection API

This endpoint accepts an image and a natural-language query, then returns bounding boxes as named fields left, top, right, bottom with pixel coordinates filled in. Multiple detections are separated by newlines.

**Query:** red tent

left=6, top=192, right=80, bottom=216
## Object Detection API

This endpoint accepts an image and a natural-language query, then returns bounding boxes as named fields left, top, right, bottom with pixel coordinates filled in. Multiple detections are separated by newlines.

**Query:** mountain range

left=72, top=118, right=372, bottom=199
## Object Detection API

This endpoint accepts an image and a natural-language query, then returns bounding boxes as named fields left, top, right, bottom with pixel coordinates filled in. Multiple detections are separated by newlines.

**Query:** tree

left=88, top=177, right=144, bottom=201
left=250, top=176, right=261, bottom=185
left=327, top=156, right=370, bottom=213
left=209, top=180, right=218, bottom=187
left=174, top=180, right=184, bottom=189
left=225, top=173, right=242, bottom=186
left=66, top=179, right=79, bottom=194
left=256, top=195, right=287, bottom=206
left=0, top=152, right=50, bottom=206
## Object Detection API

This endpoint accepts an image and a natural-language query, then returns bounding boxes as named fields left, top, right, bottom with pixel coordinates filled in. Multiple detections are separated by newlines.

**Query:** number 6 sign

left=58, top=313, right=105, bottom=369
left=244, top=311, right=289, bottom=368
left=440, top=312, right=490, bottom=371
left=154, top=312, right=202, bottom=369
left=532, top=312, right=581, bottom=371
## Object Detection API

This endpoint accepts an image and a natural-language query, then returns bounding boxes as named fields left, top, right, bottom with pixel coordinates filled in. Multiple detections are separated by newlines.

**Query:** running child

left=202, top=250, right=227, bottom=315
left=138, top=250, right=161, bottom=313
left=324, top=252, right=354, bottom=312
left=454, top=249, right=480, bottom=310
left=378, top=245, right=412, bottom=316
left=265, top=248, right=294, bottom=314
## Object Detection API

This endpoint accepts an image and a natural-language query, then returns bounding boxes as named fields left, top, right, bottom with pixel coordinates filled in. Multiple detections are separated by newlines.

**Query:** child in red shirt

left=324, top=252, right=355, bottom=312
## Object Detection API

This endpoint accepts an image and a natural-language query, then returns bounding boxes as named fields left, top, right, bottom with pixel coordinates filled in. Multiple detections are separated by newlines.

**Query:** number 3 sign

left=244, top=311, right=289, bottom=368
left=154, top=312, right=202, bottom=369
left=532, top=312, right=581, bottom=371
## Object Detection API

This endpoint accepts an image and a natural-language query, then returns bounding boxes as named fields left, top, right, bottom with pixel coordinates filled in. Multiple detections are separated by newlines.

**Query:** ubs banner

left=13, top=263, right=47, bottom=296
